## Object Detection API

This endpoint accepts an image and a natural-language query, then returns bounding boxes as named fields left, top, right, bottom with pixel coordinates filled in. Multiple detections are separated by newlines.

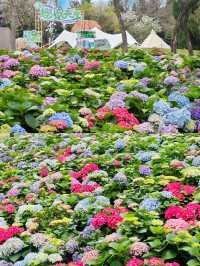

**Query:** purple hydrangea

left=192, top=156, right=200, bottom=167
left=113, top=172, right=128, bottom=185
left=129, top=91, right=149, bottom=102
left=29, top=65, right=49, bottom=78
left=3, top=58, right=19, bottom=69
left=139, top=165, right=151, bottom=176
left=164, top=76, right=180, bottom=86
left=191, top=106, right=200, bottom=120
left=0, top=55, right=10, bottom=62
left=106, top=92, right=127, bottom=110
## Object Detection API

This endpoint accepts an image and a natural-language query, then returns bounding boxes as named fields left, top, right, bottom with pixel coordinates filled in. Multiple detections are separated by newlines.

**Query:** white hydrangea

left=0, top=238, right=24, bottom=257
left=48, top=253, right=62, bottom=263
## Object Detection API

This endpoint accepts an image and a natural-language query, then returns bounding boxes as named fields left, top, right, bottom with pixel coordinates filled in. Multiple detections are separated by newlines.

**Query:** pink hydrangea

left=1, top=70, right=18, bottom=78
left=29, top=65, right=49, bottom=77
left=126, top=258, right=144, bottom=266
left=130, top=242, right=150, bottom=256
left=165, top=263, right=180, bottom=266
left=66, top=63, right=78, bottom=73
left=4, top=204, right=16, bottom=214
left=84, top=61, right=101, bottom=70
left=145, top=257, right=165, bottom=266
left=81, top=249, right=99, bottom=264
left=164, top=218, right=190, bottom=231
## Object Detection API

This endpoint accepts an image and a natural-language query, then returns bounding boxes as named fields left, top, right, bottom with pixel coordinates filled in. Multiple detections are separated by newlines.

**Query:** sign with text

left=34, top=1, right=82, bottom=23
left=23, top=30, right=42, bottom=44
left=94, top=39, right=111, bottom=50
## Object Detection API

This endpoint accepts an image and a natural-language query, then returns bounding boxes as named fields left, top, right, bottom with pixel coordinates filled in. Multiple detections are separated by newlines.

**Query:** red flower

left=0, top=226, right=23, bottom=243
left=39, top=167, right=49, bottom=177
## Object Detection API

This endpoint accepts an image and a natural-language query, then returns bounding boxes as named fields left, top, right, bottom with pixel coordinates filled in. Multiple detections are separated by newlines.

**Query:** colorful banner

left=34, top=1, right=82, bottom=23
left=23, top=30, right=42, bottom=44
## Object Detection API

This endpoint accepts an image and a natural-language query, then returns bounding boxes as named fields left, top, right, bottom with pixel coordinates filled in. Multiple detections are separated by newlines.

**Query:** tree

left=4, top=0, right=35, bottom=46
left=113, top=0, right=128, bottom=52
left=172, top=0, right=200, bottom=54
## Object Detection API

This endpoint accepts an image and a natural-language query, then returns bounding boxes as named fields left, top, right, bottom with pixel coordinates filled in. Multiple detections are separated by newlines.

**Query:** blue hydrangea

left=48, top=112, right=73, bottom=128
left=164, top=108, right=191, bottom=128
left=0, top=78, right=12, bottom=89
left=133, top=63, right=145, bottom=73
left=114, top=60, right=128, bottom=69
left=74, top=196, right=110, bottom=211
left=114, top=139, right=126, bottom=150
left=168, top=92, right=190, bottom=107
left=137, top=151, right=157, bottom=162
left=153, top=100, right=171, bottom=116
left=153, top=56, right=162, bottom=62
left=78, top=58, right=86, bottom=65
left=116, top=83, right=125, bottom=91
left=140, top=198, right=160, bottom=211
left=192, top=156, right=200, bottom=166
left=72, top=54, right=81, bottom=63
left=161, top=191, right=173, bottom=198
left=11, top=125, right=26, bottom=134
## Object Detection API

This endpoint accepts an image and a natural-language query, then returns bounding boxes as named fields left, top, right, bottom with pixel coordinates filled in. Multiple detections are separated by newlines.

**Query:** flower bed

left=0, top=48, right=200, bottom=133
left=0, top=133, right=200, bottom=265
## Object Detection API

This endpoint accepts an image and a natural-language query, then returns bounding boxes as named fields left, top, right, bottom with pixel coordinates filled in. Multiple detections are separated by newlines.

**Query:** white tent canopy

left=49, top=30, right=77, bottom=48
left=141, top=30, right=170, bottom=49
left=49, top=28, right=138, bottom=49
left=91, top=27, right=138, bottom=49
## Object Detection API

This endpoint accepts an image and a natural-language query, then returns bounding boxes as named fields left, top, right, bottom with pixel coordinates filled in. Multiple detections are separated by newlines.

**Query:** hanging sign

left=23, top=30, right=42, bottom=44
left=94, top=39, right=111, bottom=50
left=34, top=1, right=82, bottom=23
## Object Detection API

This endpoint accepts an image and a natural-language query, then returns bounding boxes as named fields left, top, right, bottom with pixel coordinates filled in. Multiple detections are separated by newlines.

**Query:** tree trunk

left=8, top=0, right=16, bottom=50
left=187, top=30, right=193, bottom=55
left=113, top=0, right=128, bottom=53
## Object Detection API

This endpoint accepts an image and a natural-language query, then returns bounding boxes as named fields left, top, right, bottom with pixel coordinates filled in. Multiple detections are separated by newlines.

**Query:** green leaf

left=187, top=259, right=200, bottom=266
left=110, top=261, right=123, bottom=266
left=25, top=113, right=39, bottom=129
left=161, top=249, right=177, bottom=260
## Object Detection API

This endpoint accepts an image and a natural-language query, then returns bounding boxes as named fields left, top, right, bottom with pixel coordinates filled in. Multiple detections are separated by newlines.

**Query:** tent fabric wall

left=0, top=27, right=14, bottom=50
left=49, top=28, right=138, bottom=49
left=141, top=29, right=170, bottom=49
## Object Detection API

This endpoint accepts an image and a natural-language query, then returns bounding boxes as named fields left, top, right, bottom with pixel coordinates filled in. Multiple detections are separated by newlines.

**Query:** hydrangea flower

left=168, top=92, right=190, bottom=107
left=114, top=60, right=128, bottom=69
left=29, top=65, right=49, bottom=77
left=153, top=100, right=171, bottom=116
left=164, top=76, right=180, bottom=86
left=113, top=172, right=128, bottom=185
left=164, top=108, right=191, bottom=128
left=139, top=165, right=151, bottom=176
left=114, top=139, right=126, bottom=150
left=11, top=125, right=26, bottom=134
left=140, top=198, right=160, bottom=211
left=48, top=112, right=73, bottom=128
left=0, top=238, right=24, bottom=257
left=0, top=78, right=12, bottom=89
